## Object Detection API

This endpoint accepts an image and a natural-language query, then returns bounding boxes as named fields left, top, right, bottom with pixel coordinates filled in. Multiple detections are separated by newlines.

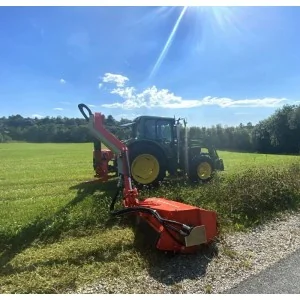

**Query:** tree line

left=1, top=104, right=300, bottom=154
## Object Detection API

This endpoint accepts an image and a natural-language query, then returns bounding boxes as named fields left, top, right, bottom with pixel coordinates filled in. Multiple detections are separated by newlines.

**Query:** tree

left=1, top=104, right=300, bottom=154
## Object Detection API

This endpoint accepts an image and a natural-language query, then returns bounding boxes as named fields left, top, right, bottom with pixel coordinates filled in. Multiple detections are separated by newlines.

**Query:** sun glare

left=149, top=6, right=188, bottom=79
left=149, top=6, right=248, bottom=79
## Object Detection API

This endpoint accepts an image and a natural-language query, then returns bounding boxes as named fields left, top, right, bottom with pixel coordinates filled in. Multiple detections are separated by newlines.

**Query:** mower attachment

left=111, top=192, right=217, bottom=254
left=136, top=197, right=217, bottom=253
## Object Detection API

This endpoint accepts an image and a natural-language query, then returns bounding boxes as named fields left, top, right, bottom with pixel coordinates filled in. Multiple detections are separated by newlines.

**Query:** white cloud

left=101, top=73, right=129, bottom=88
left=32, top=114, right=44, bottom=118
left=88, top=104, right=96, bottom=108
left=54, top=108, right=64, bottom=111
left=98, top=73, right=289, bottom=110
left=60, top=79, right=66, bottom=84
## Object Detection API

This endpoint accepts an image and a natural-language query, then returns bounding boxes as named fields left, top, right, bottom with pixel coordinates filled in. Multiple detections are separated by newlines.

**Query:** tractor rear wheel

left=129, top=144, right=166, bottom=186
left=188, top=155, right=214, bottom=183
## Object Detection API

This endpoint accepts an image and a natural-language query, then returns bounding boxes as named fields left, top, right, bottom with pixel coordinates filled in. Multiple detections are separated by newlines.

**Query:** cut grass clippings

left=0, top=143, right=300, bottom=293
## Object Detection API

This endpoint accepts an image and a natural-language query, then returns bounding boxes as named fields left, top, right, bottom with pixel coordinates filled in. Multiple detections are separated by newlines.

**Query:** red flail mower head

left=137, top=197, right=217, bottom=253
left=112, top=187, right=218, bottom=254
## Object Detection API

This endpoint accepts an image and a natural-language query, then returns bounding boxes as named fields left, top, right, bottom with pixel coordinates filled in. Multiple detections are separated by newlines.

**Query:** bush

left=212, top=164, right=300, bottom=230
left=140, top=163, right=300, bottom=232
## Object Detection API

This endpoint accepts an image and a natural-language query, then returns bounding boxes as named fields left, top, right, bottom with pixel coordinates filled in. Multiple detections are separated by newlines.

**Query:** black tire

left=188, top=155, right=215, bottom=183
left=129, top=143, right=166, bottom=187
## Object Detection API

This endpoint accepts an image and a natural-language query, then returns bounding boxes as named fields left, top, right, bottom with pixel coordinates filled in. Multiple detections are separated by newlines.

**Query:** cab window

left=156, top=120, right=172, bottom=142
left=144, top=119, right=156, bottom=139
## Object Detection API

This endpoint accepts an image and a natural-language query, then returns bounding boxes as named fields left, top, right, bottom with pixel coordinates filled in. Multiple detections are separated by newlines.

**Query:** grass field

left=1, top=143, right=300, bottom=293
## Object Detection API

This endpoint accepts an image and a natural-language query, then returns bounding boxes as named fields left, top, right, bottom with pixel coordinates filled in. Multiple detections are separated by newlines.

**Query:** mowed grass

left=1, top=143, right=300, bottom=293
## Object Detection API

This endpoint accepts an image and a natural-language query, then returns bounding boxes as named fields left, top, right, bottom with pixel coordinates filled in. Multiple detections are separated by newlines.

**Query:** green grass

left=0, top=143, right=300, bottom=293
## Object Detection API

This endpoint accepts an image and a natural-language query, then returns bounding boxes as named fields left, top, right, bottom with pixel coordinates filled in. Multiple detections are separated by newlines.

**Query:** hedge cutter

left=78, top=103, right=217, bottom=253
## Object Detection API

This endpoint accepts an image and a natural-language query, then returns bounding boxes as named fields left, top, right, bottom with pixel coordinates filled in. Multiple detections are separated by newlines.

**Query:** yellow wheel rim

left=197, top=162, right=212, bottom=180
left=131, top=154, right=160, bottom=185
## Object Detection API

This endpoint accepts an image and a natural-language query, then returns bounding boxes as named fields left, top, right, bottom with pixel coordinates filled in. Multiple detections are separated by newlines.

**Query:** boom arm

left=79, top=103, right=126, bottom=156
left=78, top=103, right=137, bottom=206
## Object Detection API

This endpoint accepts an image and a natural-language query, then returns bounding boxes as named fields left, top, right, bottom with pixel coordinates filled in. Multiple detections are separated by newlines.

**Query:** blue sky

left=1, top=6, right=300, bottom=126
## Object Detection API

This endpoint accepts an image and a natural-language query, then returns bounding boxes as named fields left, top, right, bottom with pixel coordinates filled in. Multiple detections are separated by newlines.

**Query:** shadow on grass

left=0, top=240, right=134, bottom=277
left=117, top=214, right=219, bottom=287
left=0, top=178, right=118, bottom=272
left=123, top=178, right=220, bottom=286
left=144, top=245, right=218, bottom=287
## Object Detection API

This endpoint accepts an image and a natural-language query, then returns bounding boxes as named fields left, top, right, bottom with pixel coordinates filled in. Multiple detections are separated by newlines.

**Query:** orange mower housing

left=136, top=197, right=217, bottom=253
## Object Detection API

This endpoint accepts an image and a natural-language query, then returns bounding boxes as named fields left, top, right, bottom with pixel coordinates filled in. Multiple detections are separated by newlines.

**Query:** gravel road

left=74, top=211, right=300, bottom=294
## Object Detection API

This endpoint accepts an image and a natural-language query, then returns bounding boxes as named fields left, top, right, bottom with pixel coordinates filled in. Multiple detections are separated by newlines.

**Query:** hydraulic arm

left=78, top=103, right=217, bottom=253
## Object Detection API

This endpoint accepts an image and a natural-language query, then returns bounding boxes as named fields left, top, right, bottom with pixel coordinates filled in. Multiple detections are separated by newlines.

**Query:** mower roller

left=78, top=103, right=217, bottom=253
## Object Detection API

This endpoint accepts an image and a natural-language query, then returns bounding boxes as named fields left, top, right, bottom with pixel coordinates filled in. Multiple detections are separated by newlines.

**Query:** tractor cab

left=122, top=116, right=177, bottom=144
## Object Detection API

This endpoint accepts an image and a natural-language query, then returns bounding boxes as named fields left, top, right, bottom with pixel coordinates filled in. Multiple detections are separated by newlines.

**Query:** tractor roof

left=133, top=115, right=175, bottom=122
left=120, top=116, right=175, bottom=127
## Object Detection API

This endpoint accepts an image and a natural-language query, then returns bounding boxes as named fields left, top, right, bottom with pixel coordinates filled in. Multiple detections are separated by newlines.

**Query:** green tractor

left=107, top=114, right=224, bottom=186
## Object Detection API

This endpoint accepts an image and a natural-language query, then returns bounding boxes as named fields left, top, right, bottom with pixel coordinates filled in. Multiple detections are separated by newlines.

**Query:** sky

left=1, top=6, right=300, bottom=126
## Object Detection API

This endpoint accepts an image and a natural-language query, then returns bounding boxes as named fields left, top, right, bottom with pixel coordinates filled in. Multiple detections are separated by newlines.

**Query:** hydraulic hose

left=108, top=177, right=193, bottom=246
left=78, top=103, right=93, bottom=121
left=110, top=187, right=121, bottom=211
left=110, top=206, right=192, bottom=236
left=109, top=175, right=123, bottom=211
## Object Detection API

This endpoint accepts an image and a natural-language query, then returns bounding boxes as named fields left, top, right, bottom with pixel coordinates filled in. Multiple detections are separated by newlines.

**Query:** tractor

left=87, top=104, right=224, bottom=186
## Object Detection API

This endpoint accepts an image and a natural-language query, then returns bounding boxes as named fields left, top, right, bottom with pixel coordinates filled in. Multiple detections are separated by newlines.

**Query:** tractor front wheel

left=129, top=144, right=166, bottom=187
left=188, top=155, right=214, bottom=183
